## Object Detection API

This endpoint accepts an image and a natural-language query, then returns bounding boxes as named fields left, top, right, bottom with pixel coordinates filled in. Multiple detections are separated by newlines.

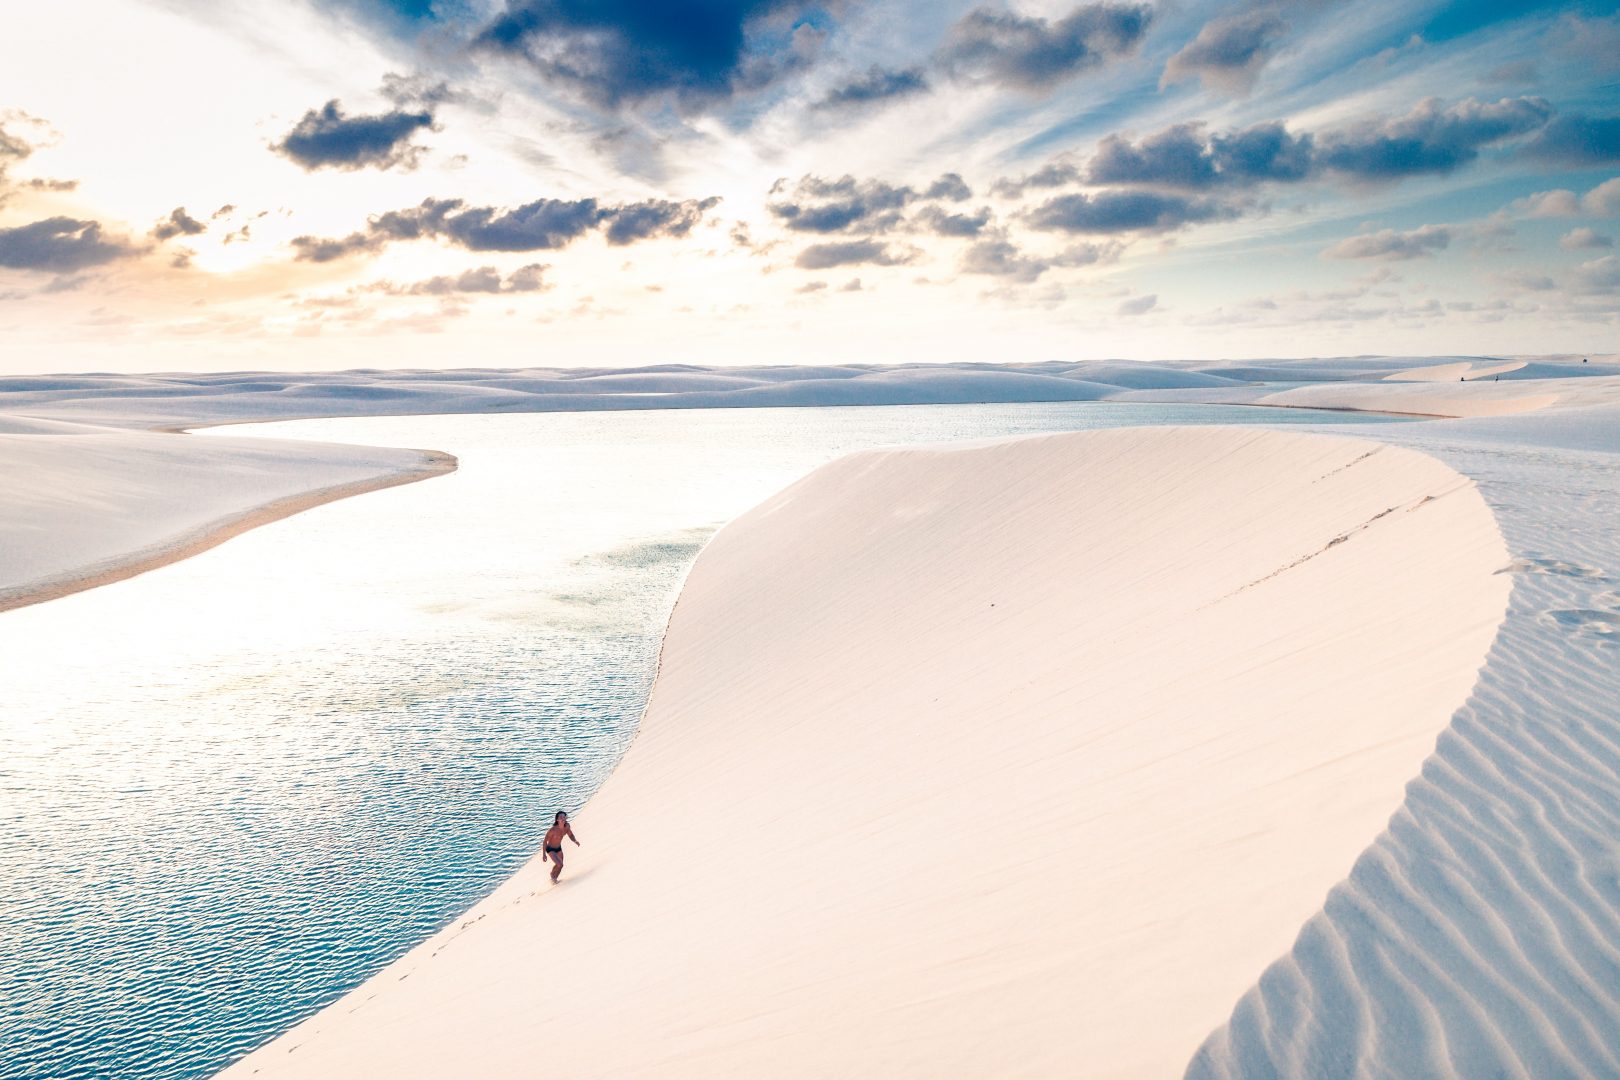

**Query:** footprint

left=1541, top=608, right=1620, bottom=644
left=1500, top=557, right=1607, bottom=579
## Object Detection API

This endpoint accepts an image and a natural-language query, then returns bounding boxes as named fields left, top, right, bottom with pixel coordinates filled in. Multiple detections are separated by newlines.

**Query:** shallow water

left=0, top=402, right=1405, bottom=1080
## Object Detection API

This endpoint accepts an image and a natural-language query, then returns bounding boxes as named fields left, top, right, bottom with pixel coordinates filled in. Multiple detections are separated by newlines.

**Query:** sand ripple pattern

left=1189, top=433, right=1620, bottom=1079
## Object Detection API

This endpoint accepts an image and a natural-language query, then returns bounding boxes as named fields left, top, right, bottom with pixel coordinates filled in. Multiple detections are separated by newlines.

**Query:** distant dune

left=0, top=430, right=450, bottom=612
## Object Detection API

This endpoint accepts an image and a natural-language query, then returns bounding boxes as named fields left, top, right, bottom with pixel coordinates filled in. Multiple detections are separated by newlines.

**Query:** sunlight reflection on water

left=0, top=402, right=1406, bottom=1080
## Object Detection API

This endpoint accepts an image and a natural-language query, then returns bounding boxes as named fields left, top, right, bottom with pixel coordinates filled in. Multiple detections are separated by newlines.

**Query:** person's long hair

left=554, top=810, right=568, bottom=826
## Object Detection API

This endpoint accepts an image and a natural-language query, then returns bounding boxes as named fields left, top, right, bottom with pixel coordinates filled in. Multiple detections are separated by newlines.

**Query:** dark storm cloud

left=473, top=0, right=828, bottom=112
left=291, top=194, right=721, bottom=261
left=1521, top=112, right=1620, bottom=166
left=151, top=207, right=206, bottom=241
left=815, top=66, right=929, bottom=111
left=273, top=100, right=435, bottom=172
left=0, top=217, right=144, bottom=272
left=1025, top=190, right=1234, bottom=234
left=1315, top=96, right=1552, bottom=179
left=1161, top=8, right=1287, bottom=95
left=794, top=238, right=917, bottom=269
left=939, top=2, right=1151, bottom=92
left=1087, top=121, right=1313, bottom=188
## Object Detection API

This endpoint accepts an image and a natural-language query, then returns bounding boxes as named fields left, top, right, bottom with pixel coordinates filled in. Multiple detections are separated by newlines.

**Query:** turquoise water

left=0, top=402, right=1407, bottom=1080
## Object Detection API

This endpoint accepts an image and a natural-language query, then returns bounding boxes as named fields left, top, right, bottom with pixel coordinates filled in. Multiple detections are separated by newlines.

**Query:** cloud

left=1523, top=113, right=1620, bottom=166
left=1572, top=254, right=1620, bottom=292
left=1161, top=9, right=1287, bottom=95
left=815, top=66, right=929, bottom=111
left=0, top=216, right=144, bottom=272
left=1025, top=189, right=1234, bottom=234
left=1504, top=177, right=1620, bottom=219
left=603, top=196, right=722, bottom=245
left=474, top=0, right=827, bottom=113
left=273, top=100, right=435, bottom=171
left=0, top=123, right=27, bottom=174
left=151, top=207, right=206, bottom=241
left=990, top=161, right=1081, bottom=198
left=959, top=234, right=1115, bottom=282
left=1492, top=269, right=1556, bottom=291
left=1316, top=96, right=1553, bottom=180
left=839, top=277, right=863, bottom=291
left=1087, top=121, right=1312, bottom=189
left=767, top=173, right=970, bottom=234
left=915, top=205, right=992, bottom=237
left=291, top=194, right=720, bottom=261
left=1117, top=293, right=1157, bottom=315
left=795, top=279, right=827, bottom=293
left=794, top=239, right=917, bottom=269
left=924, top=173, right=973, bottom=201
left=1584, top=177, right=1620, bottom=216
left=939, top=3, right=1152, bottom=92
left=1561, top=227, right=1613, bottom=249
left=0, top=114, right=77, bottom=204
left=768, top=174, right=914, bottom=233
left=960, top=235, right=1049, bottom=282
left=379, top=72, right=462, bottom=109
left=1513, top=188, right=1581, bottom=217
left=1322, top=224, right=1451, bottom=260
left=374, top=263, right=550, bottom=295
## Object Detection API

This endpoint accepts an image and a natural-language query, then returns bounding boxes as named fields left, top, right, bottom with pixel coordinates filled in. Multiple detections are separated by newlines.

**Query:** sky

left=0, top=0, right=1617, bottom=373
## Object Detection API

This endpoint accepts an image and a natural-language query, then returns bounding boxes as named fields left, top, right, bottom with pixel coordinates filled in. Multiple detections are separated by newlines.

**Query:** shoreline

left=0, top=393, right=1419, bottom=622
left=0, top=449, right=455, bottom=615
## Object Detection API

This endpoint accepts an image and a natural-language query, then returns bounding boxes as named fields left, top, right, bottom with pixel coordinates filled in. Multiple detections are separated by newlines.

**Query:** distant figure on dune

left=544, top=811, right=580, bottom=883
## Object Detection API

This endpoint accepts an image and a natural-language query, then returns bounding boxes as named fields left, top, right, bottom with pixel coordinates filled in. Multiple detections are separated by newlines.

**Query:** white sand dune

left=0, top=430, right=451, bottom=611
left=217, top=426, right=1509, bottom=1079
left=5, top=354, right=1616, bottom=430
left=1190, top=407, right=1620, bottom=1077
left=8, top=353, right=1620, bottom=1074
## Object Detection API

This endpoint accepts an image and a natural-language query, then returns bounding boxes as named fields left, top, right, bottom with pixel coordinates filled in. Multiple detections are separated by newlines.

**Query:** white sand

left=7, top=354, right=1620, bottom=1075
left=216, top=426, right=1509, bottom=1079
left=0, top=429, right=451, bottom=611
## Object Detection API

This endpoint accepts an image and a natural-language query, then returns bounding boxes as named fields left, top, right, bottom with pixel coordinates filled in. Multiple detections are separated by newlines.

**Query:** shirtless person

left=543, top=810, right=580, bottom=883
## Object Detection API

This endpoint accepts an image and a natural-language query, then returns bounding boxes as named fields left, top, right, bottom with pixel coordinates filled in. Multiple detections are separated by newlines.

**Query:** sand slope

left=1189, top=412, right=1620, bottom=1078
left=219, top=426, right=1508, bottom=1079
